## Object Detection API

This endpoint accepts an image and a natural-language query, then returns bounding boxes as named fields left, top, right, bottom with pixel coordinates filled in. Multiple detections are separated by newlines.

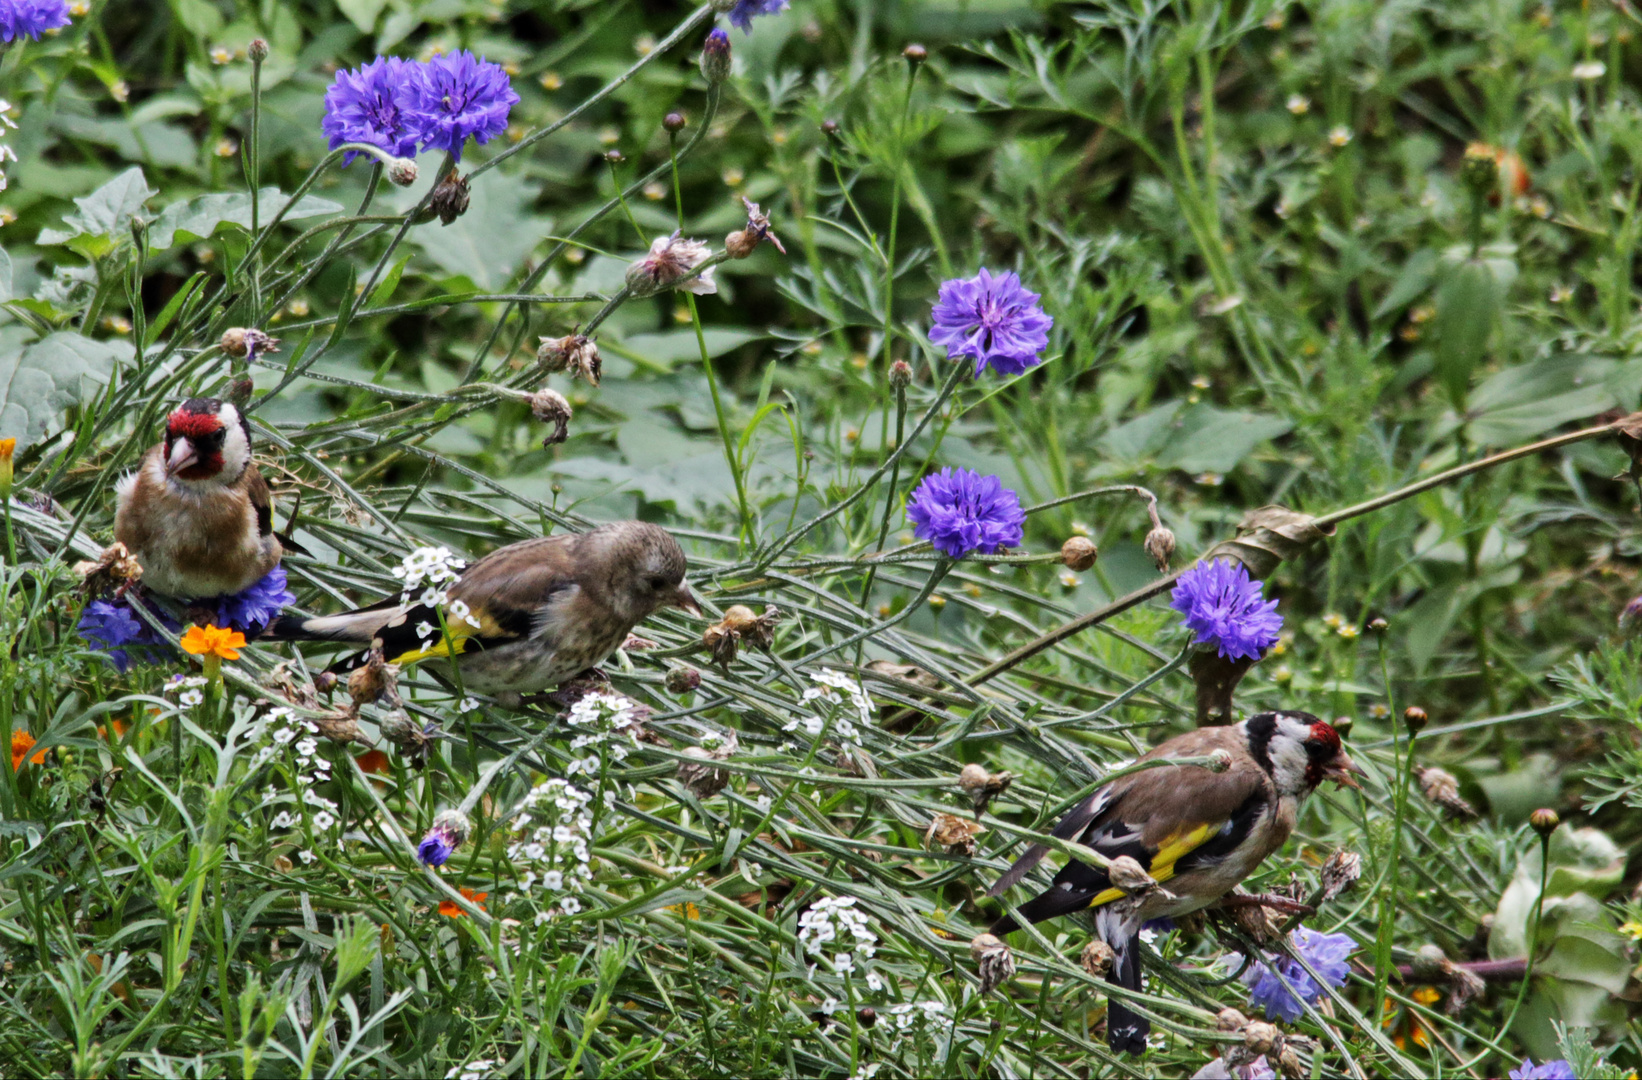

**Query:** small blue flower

left=321, top=56, right=424, bottom=165
left=412, top=50, right=519, bottom=160
left=0, top=0, right=71, bottom=42
left=1509, top=1061, right=1576, bottom=1080
left=206, top=566, right=295, bottom=633
left=1170, top=559, right=1283, bottom=662
left=727, top=0, right=789, bottom=33
left=77, top=597, right=179, bottom=672
left=417, top=809, right=471, bottom=868
left=929, top=268, right=1054, bottom=377
left=1241, top=928, right=1355, bottom=1023
left=906, top=467, right=1025, bottom=559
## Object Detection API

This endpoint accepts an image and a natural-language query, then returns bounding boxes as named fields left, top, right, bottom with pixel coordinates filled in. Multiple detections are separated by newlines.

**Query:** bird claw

left=1214, top=893, right=1316, bottom=917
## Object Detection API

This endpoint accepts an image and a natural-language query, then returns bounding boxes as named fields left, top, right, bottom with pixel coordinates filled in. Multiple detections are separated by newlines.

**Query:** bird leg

left=1213, top=893, right=1316, bottom=917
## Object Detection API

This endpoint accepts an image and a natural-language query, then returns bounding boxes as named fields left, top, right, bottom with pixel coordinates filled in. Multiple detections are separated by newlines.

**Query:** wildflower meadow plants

left=4, top=1, right=1642, bottom=1078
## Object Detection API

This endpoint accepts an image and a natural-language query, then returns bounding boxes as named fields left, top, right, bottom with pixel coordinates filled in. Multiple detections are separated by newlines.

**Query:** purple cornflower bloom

left=1170, top=559, right=1283, bottom=662
left=204, top=566, right=295, bottom=632
left=321, top=56, right=423, bottom=165
left=0, top=0, right=70, bottom=42
left=1509, top=1061, right=1576, bottom=1080
left=929, top=268, right=1054, bottom=377
left=1241, top=928, right=1355, bottom=1023
left=77, top=596, right=179, bottom=673
left=1239, top=1059, right=1275, bottom=1080
left=411, top=50, right=518, bottom=160
left=727, top=0, right=789, bottom=33
left=417, top=809, right=471, bottom=868
left=905, top=467, right=1025, bottom=559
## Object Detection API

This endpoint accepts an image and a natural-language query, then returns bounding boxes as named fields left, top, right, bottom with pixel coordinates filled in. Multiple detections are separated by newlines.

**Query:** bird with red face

left=114, top=398, right=285, bottom=600
left=987, top=711, right=1362, bottom=1056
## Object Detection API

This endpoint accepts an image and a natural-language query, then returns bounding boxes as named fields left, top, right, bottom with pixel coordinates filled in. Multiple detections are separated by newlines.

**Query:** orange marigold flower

left=180, top=624, right=246, bottom=660
left=438, top=887, right=488, bottom=918
left=10, top=731, right=47, bottom=770
left=355, top=749, right=391, bottom=774
left=97, top=718, right=130, bottom=741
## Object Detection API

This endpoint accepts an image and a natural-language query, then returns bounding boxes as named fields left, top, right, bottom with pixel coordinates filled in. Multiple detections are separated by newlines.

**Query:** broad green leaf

left=37, top=167, right=156, bottom=247
left=1441, top=353, right=1617, bottom=446
left=335, top=0, right=387, bottom=33
left=405, top=171, right=545, bottom=291
left=1107, top=402, right=1294, bottom=474
left=610, top=329, right=763, bottom=373
left=366, top=252, right=414, bottom=310
left=1434, top=257, right=1504, bottom=409
left=1373, top=247, right=1437, bottom=319
left=168, top=0, right=223, bottom=37
left=52, top=114, right=197, bottom=169
left=0, top=332, right=132, bottom=452
left=146, top=189, right=344, bottom=251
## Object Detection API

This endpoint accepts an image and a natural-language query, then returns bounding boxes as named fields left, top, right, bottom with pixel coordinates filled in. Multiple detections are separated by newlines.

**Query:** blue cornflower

left=321, top=56, right=424, bottom=165
left=1509, top=1061, right=1576, bottom=1080
left=906, top=467, right=1025, bottom=559
left=412, top=50, right=518, bottom=160
left=1241, top=928, right=1355, bottom=1023
left=417, top=809, right=471, bottom=868
left=77, top=597, right=179, bottom=673
left=929, top=268, right=1054, bottom=377
left=727, top=0, right=789, bottom=33
left=204, top=566, right=295, bottom=632
left=0, top=0, right=71, bottom=42
left=1170, top=558, right=1283, bottom=662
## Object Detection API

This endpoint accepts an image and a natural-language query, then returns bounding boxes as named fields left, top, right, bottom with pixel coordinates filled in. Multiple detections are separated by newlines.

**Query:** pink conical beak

left=165, top=439, right=198, bottom=476
left=674, top=582, right=701, bottom=616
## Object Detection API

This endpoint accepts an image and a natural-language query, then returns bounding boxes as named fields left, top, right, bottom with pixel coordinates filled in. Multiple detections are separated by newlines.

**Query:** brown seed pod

left=957, top=762, right=1013, bottom=815
left=1061, top=536, right=1098, bottom=571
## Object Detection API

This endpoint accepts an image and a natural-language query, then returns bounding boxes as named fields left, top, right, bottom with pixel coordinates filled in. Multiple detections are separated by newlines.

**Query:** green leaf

left=334, top=0, right=387, bottom=32
left=37, top=167, right=157, bottom=247
left=1373, top=248, right=1438, bottom=319
left=168, top=0, right=223, bottom=37
left=0, top=332, right=132, bottom=453
left=405, top=171, right=545, bottom=291
left=52, top=113, right=197, bottom=169
left=609, top=329, right=764, bottom=373
left=1442, top=354, right=1618, bottom=446
left=1433, top=257, right=1503, bottom=409
left=0, top=248, right=12, bottom=304
left=366, top=252, right=413, bottom=310
left=146, top=189, right=344, bottom=251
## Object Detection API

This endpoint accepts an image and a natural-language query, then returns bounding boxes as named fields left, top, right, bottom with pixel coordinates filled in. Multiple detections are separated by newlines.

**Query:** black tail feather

left=989, top=859, right=1113, bottom=937
left=1105, top=939, right=1149, bottom=1055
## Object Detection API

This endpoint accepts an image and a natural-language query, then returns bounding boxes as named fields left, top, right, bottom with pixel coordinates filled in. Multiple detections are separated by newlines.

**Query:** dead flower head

left=702, top=604, right=780, bottom=668
left=677, top=731, right=737, bottom=799
left=75, top=542, right=142, bottom=596
left=957, top=762, right=1013, bottom=815
left=969, top=932, right=1015, bottom=994
left=347, top=648, right=401, bottom=709
left=725, top=197, right=786, bottom=259
left=1319, top=849, right=1363, bottom=902
left=925, top=812, right=985, bottom=857
left=1416, top=766, right=1477, bottom=819
left=528, top=388, right=573, bottom=446
left=626, top=232, right=717, bottom=297
left=536, top=334, right=601, bottom=387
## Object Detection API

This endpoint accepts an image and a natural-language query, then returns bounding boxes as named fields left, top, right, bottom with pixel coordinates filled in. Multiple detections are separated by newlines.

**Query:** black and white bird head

left=1243, top=711, right=1363, bottom=799
left=163, top=398, right=252, bottom=488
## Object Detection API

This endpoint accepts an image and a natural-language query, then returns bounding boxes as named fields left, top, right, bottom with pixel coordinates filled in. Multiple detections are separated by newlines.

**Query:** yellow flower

left=665, top=902, right=701, bottom=920
left=1620, top=921, right=1642, bottom=941
left=181, top=624, right=245, bottom=661
left=0, top=436, right=15, bottom=499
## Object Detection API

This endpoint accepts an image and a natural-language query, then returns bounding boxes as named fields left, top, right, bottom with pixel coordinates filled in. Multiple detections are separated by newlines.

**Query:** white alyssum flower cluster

left=563, top=692, right=645, bottom=777
left=0, top=101, right=17, bottom=192
left=163, top=673, right=209, bottom=708
left=797, top=895, right=879, bottom=976
left=445, top=1060, right=501, bottom=1080
left=390, top=545, right=466, bottom=607
left=507, top=778, right=606, bottom=920
left=257, top=706, right=342, bottom=858
left=783, top=668, right=872, bottom=751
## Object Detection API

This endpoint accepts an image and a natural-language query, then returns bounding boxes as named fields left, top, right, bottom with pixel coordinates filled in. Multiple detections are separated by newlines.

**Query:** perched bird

left=264, top=521, right=700, bottom=702
left=114, top=398, right=285, bottom=599
left=987, top=711, right=1361, bottom=1055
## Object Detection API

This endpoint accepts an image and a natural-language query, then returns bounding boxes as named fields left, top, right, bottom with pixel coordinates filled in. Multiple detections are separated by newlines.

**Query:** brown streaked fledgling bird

left=114, top=398, right=285, bottom=599
left=263, top=521, right=700, bottom=704
left=987, top=712, right=1361, bottom=1056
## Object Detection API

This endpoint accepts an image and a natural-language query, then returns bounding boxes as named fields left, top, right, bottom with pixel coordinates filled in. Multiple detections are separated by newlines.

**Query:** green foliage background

left=3, top=0, right=1642, bottom=1076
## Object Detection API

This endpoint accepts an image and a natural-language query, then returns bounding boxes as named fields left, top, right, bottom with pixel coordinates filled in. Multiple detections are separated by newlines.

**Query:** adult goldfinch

left=264, top=521, right=700, bottom=702
left=114, top=398, right=285, bottom=599
left=987, top=711, right=1361, bottom=1055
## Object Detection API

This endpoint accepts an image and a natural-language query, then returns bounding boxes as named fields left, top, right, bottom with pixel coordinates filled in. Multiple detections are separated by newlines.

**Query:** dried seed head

left=219, top=327, right=280, bottom=359
left=386, top=157, right=419, bottom=187
left=75, top=542, right=142, bottom=596
left=1061, top=536, right=1098, bottom=572
left=888, top=359, right=912, bottom=389
left=1530, top=807, right=1560, bottom=836
left=702, top=604, right=780, bottom=667
left=925, top=812, right=985, bottom=857
left=347, top=650, right=401, bottom=709
left=1403, top=705, right=1429, bottom=733
left=536, top=333, right=601, bottom=386
left=1445, top=964, right=1485, bottom=1015
left=430, top=171, right=471, bottom=226
left=1143, top=526, right=1176, bottom=571
left=1216, top=1007, right=1249, bottom=1032
left=1319, top=849, right=1362, bottom=902
left=725, top=197, right=784, bottom=259
left=1080, top=939, right=1115, bottom=977
left=1243, top=1020, right=1280, bottom=1055
left=528, top=388, right=573, bottom=446
left=313, top=713, right=363, bottom=745
left=1416, top=766, right=1477, bottom=819
left=969, top=933, right=1014, bottom=994
left=1275, top=1043, right=1305, bottom=1079
left=1229, top=898, right=1280, bottom=944
left=627, top=232, right=716, bottom=297
left=665, top=666, right=702, bottom=694
left=677, top=734, right=736, bottom=799
left=1107, top=855, right=1159, bottom=897
left=313, top=670, right=339, bottom=695
left=957, top=762, right=1013, bottom=814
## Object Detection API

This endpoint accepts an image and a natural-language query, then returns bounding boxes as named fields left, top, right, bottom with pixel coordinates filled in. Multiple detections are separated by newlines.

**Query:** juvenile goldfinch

left=987, top=711, right=1361, bottom=1055
left=114, top=398, right=285, bottom=599
left=264, top=521, right=700, bottom=703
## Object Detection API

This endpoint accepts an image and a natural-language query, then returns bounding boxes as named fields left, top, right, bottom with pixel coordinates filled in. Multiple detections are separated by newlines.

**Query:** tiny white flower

left=1573, top=60, right=1607, bottom=80
left=559, top=896, right=582, bottom=915
left=416, top=621, right=436, bottom=639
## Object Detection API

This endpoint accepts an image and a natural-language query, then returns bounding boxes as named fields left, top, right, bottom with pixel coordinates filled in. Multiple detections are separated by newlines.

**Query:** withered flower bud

left=925, top=812, right=985, bottom=857
left=1216, top=1007, right=1248, bottom=1032
left=1403, top=705, right=1428, bottom=734
left=314, top=670, right=339, bottom=695
left=1529, top=807, right=1560, bottom=837
left=677, top=732, right=737, bottom=799
left=1229, top=897, right=1280, bottom=944
left=347, top=650, right=400, bottom=709
left=821, top=119, right=840, bottom=137
left=1319, top=850, right=1362, bottom=902
left=1332, top=715, right=1354, bottom=738
left=957, top=762, right=1013, bottom=814
left=1143, top=526, right=1176, bottom=572
left=75, top=542, right=142, bottom=596
left=1243, top=1020, right=1279, bottom=1055
left=386, top=157, right=418, bottom=187
left=663, top=111, right=687, bottom=134
left=1416, top=766, right=1477, bottom=819
left=536, top=333, right=601, bottom=386
left=528, top=388, right=573, bottom=446
left=665, top=666, right=702, bottom=694
left=627, top=233, right=716, bottom=297
left=700, top=28, right=731, bottom=84
left=1275, top=1043, right=1305, bottom=1080
left=903, top=43, right=928, bottom=63
left=724, top=197, right=785, bottom=260
left=430, top=171, right=471, bottom=226
left=969, top=933, right=1014, bottom=994
left=702, top=604, right=780, bottom=667
left=248, top=38, right=269, bottom=62
left=1080, top=939, right=1115, bottom=977
left=1061, top=536, right=1098, bottom=572
left=888, top=359, right=912, bottom=389
left=223, top=378, right=255, bottom=407
left=313, top=712, right=363, bottom=745
left=1108, top=855, right=1160, bottom=898
left=220, top=327, right=280, bottom=360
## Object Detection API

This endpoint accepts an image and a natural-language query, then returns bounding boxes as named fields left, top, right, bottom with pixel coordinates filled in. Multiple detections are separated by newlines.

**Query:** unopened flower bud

left=1061, top=536, right=1098, bottom=572
left=903, top=43, right=928, bottom=63
left=220, top=327, right=280, bottom=360
left=1216, top=1007, right=1248, bottom=1031
left=856, top=1007, right=877, bottom=1028
left=1143, top=526, right=1176, bottom=571
left=663, top=111, right=687, bottom=134
left=248, top=38, right=269, bottom=62
left=1403, top=705, right=1428, bottom=734
left=417, top=808, right=470, bottom=867
left=430, top=171, right=471, bottom=226
left=1461, top=142, right=1502, bottom=199
left=1529, top=808, right=1560, bottom=837
left=1368, top=616, right=1389, bottom=632
left=888, top=359, right=912, bottom=389
left=347, top=651, right=399, bottom=708
left=604, top=149, right=624, bottom=165
left=528, top=388, right=573, bottom=446
left=970, top=933, right=1015, bottom=994
left=386, top=157, right=418, bottom=187
left=665, top=666, right=702, bottom=694
left=1243, top=1020, right=1279, bottom=1055
left=821, top=119, right=839, bottom=137
left=700, top=28, right=731, bottom=84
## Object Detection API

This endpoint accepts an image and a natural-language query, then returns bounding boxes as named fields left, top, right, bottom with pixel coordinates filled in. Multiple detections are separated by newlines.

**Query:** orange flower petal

left=356, top=750, right=390, bottom=774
